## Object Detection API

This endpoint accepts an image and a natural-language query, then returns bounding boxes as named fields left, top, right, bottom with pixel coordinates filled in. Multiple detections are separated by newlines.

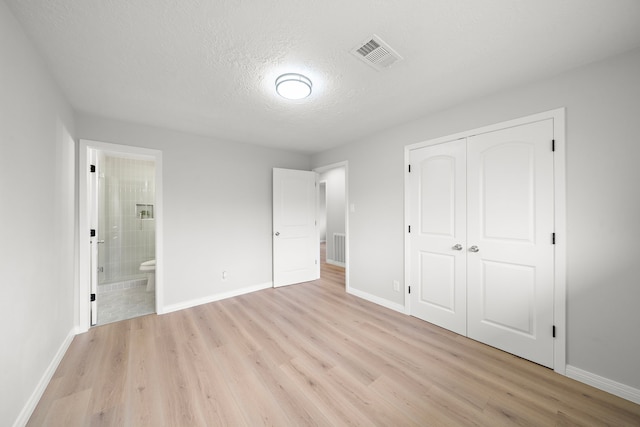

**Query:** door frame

left=77, top=139, right=164, bottom=332
left=403, top=108, right=566, bottom=374
left=314, top=161, right=350, bottom=293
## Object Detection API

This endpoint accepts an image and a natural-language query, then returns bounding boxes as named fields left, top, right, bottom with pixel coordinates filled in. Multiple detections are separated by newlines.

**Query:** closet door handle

left=469, top=245, right=479, bottom=253
left=452, top=244, right=463, bottom=251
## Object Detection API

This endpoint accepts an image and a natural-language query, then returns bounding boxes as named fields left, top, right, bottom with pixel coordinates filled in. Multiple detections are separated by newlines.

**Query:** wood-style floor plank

left=28, top=250, right=640, bottom=426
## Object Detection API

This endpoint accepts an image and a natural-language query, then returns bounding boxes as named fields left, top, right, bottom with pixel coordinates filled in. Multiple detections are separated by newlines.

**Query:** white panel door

left=409, top=139, right=467, bottom=335
left=273, top=168, right=319, bottom=287
left=466, top=120, right=555, bottom=368
left=88, top=151, right=99, bottom=326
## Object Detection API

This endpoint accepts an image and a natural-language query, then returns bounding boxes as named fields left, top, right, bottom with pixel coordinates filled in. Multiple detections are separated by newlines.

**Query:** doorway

left=78, top=140, right=163, bottom=332
left=94, top=153, right=156, bottom=325
left=315, top=162, right=349, bottom=290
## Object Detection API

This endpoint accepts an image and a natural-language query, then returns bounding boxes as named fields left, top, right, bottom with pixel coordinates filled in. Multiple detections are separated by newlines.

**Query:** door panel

left=273, top=168, right=319, bottom=287
left=481, top=260, right=535, bottom=335
left=467, top=120, right=555, bottom=368
left=410, top=139, right=467, bottom=335
left=419, top=156, right=456, bottom=236
left=480, top=143, right=535, bottom=242
left=419, top=251, right=456, bottom=312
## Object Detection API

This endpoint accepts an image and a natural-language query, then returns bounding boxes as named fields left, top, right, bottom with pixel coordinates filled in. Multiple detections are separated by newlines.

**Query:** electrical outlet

left=222, top=271, right=228, bottom=281
left=393, top=280, right=400, bottom=292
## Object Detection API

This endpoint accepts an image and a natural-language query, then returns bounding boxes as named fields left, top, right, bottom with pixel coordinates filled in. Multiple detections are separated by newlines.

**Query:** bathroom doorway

left=95, top=153, right=156, bottom=325
left=79, top=140, right=163, bottom=330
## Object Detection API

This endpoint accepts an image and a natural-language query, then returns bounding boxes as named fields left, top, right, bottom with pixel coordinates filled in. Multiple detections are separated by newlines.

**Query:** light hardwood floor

left=29, top=251, right=640, bottom=426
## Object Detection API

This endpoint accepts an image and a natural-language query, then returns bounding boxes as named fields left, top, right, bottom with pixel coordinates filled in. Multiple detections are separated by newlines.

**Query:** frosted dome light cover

left=275, top=73, right=312, bottom=100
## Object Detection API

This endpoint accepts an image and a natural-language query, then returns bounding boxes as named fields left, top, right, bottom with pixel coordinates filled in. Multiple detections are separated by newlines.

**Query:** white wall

left=312, top=48, right=640, bottom=392
left=0, top=2, right=76, bottom=425
left=319, top=167, right=345, bottom=263
left=76, top=113, right=311, bottom=311
left=3, top=0, right=639, bottom=419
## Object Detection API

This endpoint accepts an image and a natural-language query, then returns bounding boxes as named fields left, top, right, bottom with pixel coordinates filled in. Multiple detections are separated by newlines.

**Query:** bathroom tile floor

left=97, top=286, right=155, bottom=325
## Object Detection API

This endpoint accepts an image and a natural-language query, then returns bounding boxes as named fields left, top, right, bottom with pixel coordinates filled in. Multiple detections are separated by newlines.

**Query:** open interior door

left=88, top=152, right=99, bottom=326
left=273, top=168, right=319, bottom=287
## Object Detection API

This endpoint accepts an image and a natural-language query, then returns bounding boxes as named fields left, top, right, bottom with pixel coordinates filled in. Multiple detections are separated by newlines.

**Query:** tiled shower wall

left=98, top=156, right=155, bottom=285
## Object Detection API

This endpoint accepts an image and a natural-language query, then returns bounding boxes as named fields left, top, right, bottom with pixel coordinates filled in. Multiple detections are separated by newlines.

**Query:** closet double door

left=409, top=119, right=555, bottom=368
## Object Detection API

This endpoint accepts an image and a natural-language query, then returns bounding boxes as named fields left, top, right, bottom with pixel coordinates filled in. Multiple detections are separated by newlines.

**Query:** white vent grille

left=351, top=35, right=403, bottom=70
left=333, top=233, right=346, bottom=264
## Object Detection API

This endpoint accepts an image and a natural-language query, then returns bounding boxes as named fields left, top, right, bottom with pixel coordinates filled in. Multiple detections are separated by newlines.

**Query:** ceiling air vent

left=351, top=35, right=403, bottom=71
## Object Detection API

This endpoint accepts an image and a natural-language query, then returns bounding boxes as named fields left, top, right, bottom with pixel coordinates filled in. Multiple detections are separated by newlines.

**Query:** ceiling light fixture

left=275, top=73, right=312, bottom=100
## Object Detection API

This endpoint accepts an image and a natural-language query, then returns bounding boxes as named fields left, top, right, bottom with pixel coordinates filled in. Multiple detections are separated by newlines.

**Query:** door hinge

left=90, top=229, right=96, bottom=237
left=90, top=164, right=96, bottom=173
left=408, top=225, right=411, bottom=233
left=91, top=293, right=96, bottom=302
left=552, top=233, right=556, bottom=244
left=552, top=139, right=555, bottom=152
left=408, top=164, right=411, bottom=173
left=552, top=325, right=556, bottom=338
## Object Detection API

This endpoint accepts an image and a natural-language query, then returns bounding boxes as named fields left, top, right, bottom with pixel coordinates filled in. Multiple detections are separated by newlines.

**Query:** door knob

left=275, top=232, right=280, bottom=236
left=469, top=245, right=479, bottom=252
left=452, top=244, right=463, bottom=251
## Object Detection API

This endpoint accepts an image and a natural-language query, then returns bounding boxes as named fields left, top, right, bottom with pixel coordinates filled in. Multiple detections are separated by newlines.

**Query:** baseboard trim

left=14, top=328, right=76, bottom=427
left=566, top=365, right=640, bottom=405
left=161, top=282, right=273, bottom=314
left=326, top=259, right=346, bottom=268
left=347, top=287, right=405, bottom=314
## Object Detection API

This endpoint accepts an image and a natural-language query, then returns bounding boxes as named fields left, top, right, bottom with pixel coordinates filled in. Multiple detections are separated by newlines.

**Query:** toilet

left=140, top=259, right=156, bottom=291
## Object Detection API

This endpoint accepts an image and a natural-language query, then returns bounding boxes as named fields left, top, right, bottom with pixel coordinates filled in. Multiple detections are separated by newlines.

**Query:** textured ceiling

left=6, top=0, right=640, bottom=153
